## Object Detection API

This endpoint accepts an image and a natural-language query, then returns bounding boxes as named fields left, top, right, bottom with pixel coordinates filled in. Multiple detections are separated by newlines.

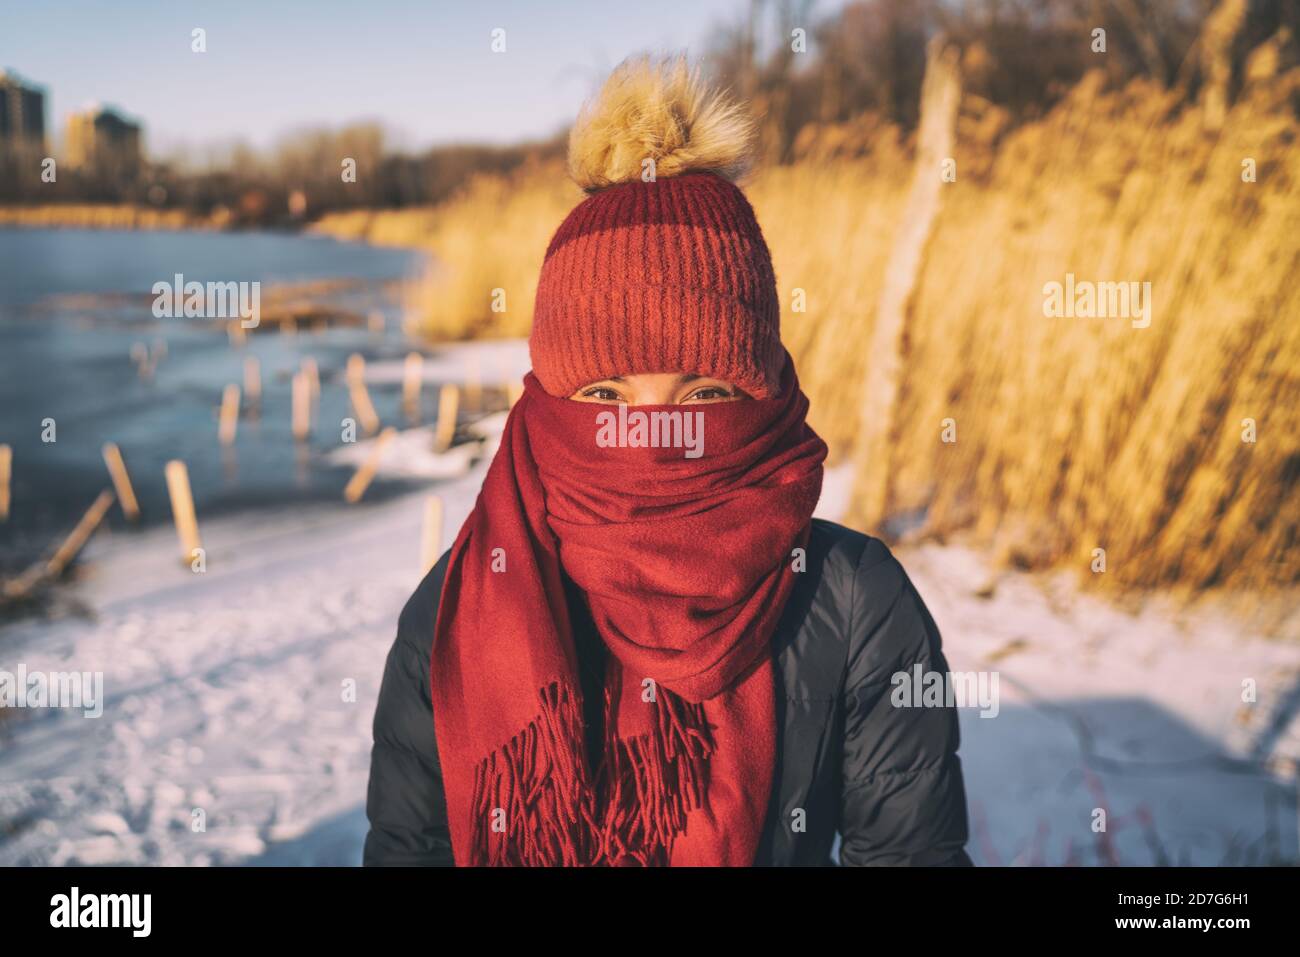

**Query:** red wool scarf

left=430, top=354, right=827, bottom=866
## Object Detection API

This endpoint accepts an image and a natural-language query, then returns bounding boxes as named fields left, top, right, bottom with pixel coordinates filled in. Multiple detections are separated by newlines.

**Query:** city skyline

left=1, top=70, right=143, bottom=183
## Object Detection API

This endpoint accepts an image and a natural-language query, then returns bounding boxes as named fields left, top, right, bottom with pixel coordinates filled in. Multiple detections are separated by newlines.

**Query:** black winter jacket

left=363, top=518, right=973, bottom=866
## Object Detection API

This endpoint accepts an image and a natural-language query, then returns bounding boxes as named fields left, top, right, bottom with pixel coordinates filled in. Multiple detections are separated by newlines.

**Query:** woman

left=364, top=57, right=972, bottom=867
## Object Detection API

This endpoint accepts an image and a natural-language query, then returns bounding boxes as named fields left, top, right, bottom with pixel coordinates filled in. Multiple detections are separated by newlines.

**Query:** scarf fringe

left=468, top=679, right=715, bottom=866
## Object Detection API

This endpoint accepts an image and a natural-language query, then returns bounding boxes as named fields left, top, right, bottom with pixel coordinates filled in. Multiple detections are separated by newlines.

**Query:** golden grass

left=307, top=206, right=441, bottom=248
left=879, top=70, right=1300, bottom=593
left=400, top=162, right=580, bottom=340
left=0, top=203, right=210, bottom=230
left=746, top=153, right=910, bottom=456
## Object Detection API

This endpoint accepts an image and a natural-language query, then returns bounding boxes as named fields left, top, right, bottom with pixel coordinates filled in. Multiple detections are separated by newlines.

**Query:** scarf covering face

left=430, top=352, right=827, bottom=866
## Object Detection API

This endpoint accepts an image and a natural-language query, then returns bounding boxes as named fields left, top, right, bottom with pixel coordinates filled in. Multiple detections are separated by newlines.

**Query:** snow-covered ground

left=0, top=411, right=506, bottom=866
left=906, top=544, right=1299, bottom=865
left=0, top=340, right=1296, bottom=866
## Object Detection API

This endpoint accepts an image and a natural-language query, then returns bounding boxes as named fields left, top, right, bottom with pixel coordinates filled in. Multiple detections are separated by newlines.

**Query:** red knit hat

left=529, top=57, right=784, bottom=400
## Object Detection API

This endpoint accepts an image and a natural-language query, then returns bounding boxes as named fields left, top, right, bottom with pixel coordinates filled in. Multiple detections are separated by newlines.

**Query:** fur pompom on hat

left=529, top=55, right=784, bottom=400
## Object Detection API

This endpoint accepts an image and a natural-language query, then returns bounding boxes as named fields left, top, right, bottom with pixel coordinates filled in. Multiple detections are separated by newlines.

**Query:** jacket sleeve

left=837, top=540, right=973, bottom=866
left=362, top=552, right=455, bottom=866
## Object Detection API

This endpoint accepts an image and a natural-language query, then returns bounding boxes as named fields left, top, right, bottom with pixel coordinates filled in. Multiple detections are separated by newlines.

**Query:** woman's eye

left=686, top=387, right=733, bottom=402
left=582, top=387, right=622, bottom=401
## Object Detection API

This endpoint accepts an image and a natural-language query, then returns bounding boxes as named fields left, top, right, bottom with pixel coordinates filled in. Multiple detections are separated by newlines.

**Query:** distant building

left=0, top=69, right=47, bottom=155
left=0, top=69, right=47, bottom=197
left=65, top=104, right=142, bottom=182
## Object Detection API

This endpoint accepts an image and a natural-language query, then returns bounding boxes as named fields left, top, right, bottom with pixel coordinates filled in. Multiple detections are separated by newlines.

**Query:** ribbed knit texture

left=530, top=172, right=784, bottom=399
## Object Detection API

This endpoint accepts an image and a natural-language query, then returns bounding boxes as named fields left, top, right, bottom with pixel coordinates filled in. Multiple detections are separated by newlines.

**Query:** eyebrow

left=598, top=374, right=705, bottom=384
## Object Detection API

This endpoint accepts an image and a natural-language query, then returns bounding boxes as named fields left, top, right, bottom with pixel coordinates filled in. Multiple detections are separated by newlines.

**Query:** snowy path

left=908, top=545, right=1299, bottom=865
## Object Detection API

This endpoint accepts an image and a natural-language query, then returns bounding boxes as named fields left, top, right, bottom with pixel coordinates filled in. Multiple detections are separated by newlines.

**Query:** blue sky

left=1, top=0, right=843, bottom=157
